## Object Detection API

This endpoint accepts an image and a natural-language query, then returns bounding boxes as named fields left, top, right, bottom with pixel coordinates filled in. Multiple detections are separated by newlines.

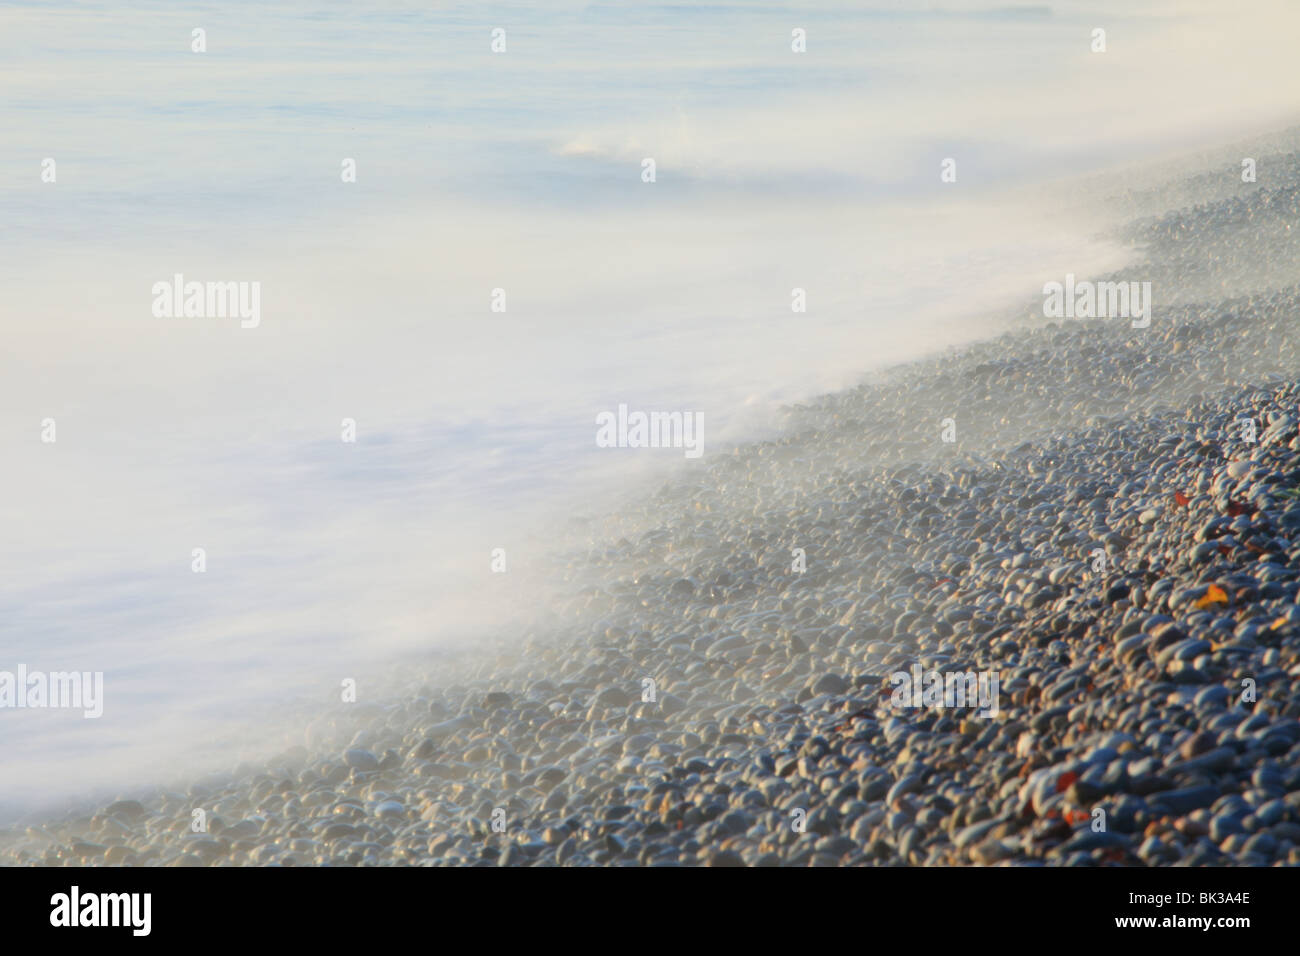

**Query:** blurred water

left=1, top=0, right=1297, bottom=814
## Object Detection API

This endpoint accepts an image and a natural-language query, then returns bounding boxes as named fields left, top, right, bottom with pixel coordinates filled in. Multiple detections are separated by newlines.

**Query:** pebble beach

left=6, top=132, right=1300, bottom=868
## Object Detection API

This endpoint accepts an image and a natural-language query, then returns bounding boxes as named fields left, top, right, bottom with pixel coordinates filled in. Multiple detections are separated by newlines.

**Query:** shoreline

left=6, top=130, right=1300, bottom=866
